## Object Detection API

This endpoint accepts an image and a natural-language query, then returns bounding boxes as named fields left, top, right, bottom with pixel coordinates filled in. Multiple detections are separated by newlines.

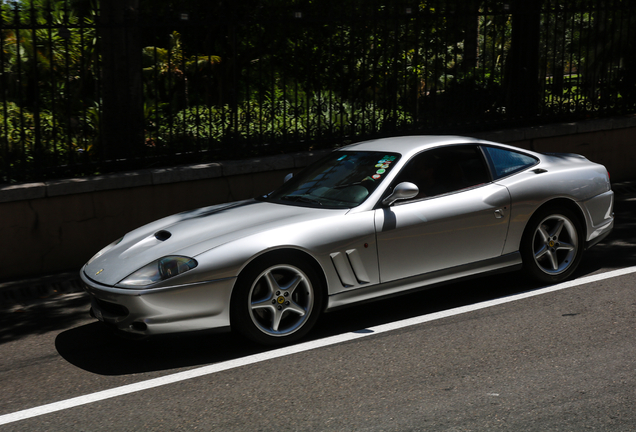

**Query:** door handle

left=494, top=208, right=506, bottom=219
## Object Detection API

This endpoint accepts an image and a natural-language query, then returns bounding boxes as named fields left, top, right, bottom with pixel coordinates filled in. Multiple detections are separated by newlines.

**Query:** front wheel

left=230, top=254, right=323, bottom=345
left=520, top=207, right=584, bottom=284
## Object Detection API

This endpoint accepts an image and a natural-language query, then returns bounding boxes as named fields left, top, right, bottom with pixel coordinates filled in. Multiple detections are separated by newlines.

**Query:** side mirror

left=382, top=182, right=419, bottom=206
left=284, top=173, right=293, bottom=183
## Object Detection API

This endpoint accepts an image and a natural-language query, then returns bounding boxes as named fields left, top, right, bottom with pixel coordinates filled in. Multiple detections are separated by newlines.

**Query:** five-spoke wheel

left=521, top=206, right=584, bottom=283
left=231, top=254, right=323, bottom=345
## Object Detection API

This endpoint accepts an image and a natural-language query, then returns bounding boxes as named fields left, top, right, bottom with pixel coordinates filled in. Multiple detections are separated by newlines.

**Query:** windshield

left=261, top=151, right=401, bottom=209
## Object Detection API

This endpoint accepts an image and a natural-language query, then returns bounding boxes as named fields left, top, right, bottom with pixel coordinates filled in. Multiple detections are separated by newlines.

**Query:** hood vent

left=154, top=230, right=172, bottom=241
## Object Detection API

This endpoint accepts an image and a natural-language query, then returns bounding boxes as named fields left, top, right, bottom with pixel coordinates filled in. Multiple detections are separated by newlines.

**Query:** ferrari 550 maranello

left=81, top=136, right=614, bottom=345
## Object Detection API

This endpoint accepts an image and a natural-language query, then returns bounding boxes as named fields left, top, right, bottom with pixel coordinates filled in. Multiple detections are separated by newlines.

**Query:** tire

left=520, top=206, right=585, bottom=284
left=230, top=254, right=324, bottom=345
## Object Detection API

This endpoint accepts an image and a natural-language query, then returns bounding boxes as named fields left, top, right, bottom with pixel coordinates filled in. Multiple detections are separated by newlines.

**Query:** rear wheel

left=521, top=207, right=584, bottom=283
left=230, top=254, right=323, bottom=345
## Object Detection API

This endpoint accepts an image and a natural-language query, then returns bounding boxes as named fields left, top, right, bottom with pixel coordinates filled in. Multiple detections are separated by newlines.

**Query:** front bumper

left=80, top=269, right=236, bottom=336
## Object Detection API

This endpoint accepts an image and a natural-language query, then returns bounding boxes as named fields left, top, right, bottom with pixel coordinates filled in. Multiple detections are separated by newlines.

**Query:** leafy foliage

left=1, top=0, right=98, bottom=180
left=152, top=92, right=413, bottom=153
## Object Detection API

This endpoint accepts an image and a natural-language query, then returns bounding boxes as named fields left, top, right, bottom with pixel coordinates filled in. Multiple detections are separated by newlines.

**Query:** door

left=375, top=184, right=510, bottom=282
left=374, top=144, right=511, bottom=282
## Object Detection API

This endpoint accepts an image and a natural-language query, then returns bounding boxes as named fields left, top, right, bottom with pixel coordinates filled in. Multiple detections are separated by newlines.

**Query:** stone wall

left=1, top=116, right=634, bottom=282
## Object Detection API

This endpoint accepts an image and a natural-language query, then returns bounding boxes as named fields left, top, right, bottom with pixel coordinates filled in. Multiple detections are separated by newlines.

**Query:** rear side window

left=482, top=146, right=538, bottom=179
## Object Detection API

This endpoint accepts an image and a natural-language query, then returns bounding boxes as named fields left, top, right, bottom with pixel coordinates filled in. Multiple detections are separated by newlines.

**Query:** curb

left=0, top=271, right=85, bottom=310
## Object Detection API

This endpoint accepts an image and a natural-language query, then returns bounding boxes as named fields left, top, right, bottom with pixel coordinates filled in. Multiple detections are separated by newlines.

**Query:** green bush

left=0, top=102, right=99, bottom=181
left=152, top=92, right=414, bottom=149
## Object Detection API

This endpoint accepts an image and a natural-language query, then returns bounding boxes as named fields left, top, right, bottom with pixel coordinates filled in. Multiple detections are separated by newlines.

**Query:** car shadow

left=55, top=322, right=268, bottom=376
left=54, top=190, right=636, bottom=376
left=53, top=272, right=542, bottom=376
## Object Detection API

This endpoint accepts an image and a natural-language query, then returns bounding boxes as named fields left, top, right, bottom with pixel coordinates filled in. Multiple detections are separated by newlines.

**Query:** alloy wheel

left=531, top=214, right=579, bottom=275
left=248, top=264, right=315, bottom=337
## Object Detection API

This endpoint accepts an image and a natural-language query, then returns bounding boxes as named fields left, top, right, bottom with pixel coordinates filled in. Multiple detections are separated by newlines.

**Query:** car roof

left=339, top=135, right=485, bottom=159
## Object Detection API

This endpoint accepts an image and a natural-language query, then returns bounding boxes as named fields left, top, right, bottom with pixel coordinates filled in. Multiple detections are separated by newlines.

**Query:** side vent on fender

left=330, top=249, right=371, bottom=287
left=345, top=249, right=371, bottom=283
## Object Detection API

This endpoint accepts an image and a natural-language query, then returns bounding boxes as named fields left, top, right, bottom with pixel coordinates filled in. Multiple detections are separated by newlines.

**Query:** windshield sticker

left=372, top=174, right=381, bottom=180
left=376, top=169, right=386, bottom=174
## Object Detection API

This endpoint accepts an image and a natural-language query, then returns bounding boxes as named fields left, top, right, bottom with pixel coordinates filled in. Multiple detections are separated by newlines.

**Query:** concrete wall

left=1, top=116, right=635, bottom=282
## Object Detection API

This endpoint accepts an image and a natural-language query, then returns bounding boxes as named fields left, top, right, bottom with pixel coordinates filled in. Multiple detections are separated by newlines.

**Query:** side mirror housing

left=382, top=182, right=419, bottom=206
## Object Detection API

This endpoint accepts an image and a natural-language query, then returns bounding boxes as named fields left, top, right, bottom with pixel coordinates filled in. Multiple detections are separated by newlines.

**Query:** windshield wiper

left=333, top=182, right=361, bottom=189
left=281, top=195, right=323, bottom=206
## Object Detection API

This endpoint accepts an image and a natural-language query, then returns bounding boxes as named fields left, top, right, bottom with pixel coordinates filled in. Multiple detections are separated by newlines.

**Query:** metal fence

left=2, top=0, right=635, bottom=183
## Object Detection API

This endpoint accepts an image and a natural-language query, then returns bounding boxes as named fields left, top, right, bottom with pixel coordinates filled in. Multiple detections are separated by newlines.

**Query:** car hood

left=84, top=199, right=345, bottom=286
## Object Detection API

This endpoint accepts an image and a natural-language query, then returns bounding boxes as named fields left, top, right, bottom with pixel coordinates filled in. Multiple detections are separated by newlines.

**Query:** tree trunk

left=99, top=0, right=143, bottom=160
left=505, top=0, right=542, bottom=118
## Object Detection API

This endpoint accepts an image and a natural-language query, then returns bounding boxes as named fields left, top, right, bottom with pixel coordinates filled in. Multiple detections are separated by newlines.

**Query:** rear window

left=482, top=146, right=538, bottom=179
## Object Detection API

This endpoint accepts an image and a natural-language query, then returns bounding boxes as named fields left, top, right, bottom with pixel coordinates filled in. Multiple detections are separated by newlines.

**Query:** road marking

left=2, top=266, right=636, bottom=426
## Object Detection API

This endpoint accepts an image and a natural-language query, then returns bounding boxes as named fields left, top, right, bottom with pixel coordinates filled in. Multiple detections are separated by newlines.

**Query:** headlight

left=118, top=256, right=198, bottom=287
left=87, top=237, right=123, bottom=265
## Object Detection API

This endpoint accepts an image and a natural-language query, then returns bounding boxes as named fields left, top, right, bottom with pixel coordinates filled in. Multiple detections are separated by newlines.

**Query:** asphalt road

left=1, top=187, right=635, bottom=431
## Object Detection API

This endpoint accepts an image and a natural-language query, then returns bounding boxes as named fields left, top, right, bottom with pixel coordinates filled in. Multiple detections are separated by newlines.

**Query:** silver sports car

left=81, top=136, right=614, bottom=345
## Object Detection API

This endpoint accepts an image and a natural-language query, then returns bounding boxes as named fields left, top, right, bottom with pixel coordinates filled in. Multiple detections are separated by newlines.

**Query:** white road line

left=2, top=266, right=636, bottom=426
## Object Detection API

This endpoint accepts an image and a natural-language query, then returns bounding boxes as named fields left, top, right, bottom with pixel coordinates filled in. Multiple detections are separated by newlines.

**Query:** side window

left=482, top=146, right=538, bottom=179
left=394, top=145, right=491, bottom=200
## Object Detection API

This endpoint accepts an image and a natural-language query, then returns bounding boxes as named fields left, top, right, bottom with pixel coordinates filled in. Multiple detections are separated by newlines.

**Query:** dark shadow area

left=55, top=323, right=266, bottom=376
left=0, top=294, right=91, bottom=344
left=313, top=272, right=542, bottom=337
left=53, top=272, right=543, bottom=376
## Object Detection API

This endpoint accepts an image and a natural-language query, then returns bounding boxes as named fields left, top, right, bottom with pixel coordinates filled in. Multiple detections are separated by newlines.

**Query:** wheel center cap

left=548, top=240, right=556, bottom=248
left=277, top=296, right=285, bottom=304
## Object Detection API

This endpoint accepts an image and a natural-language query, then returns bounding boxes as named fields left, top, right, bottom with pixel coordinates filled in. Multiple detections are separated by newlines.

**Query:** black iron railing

left=1, top=0, right=635, bottom=183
